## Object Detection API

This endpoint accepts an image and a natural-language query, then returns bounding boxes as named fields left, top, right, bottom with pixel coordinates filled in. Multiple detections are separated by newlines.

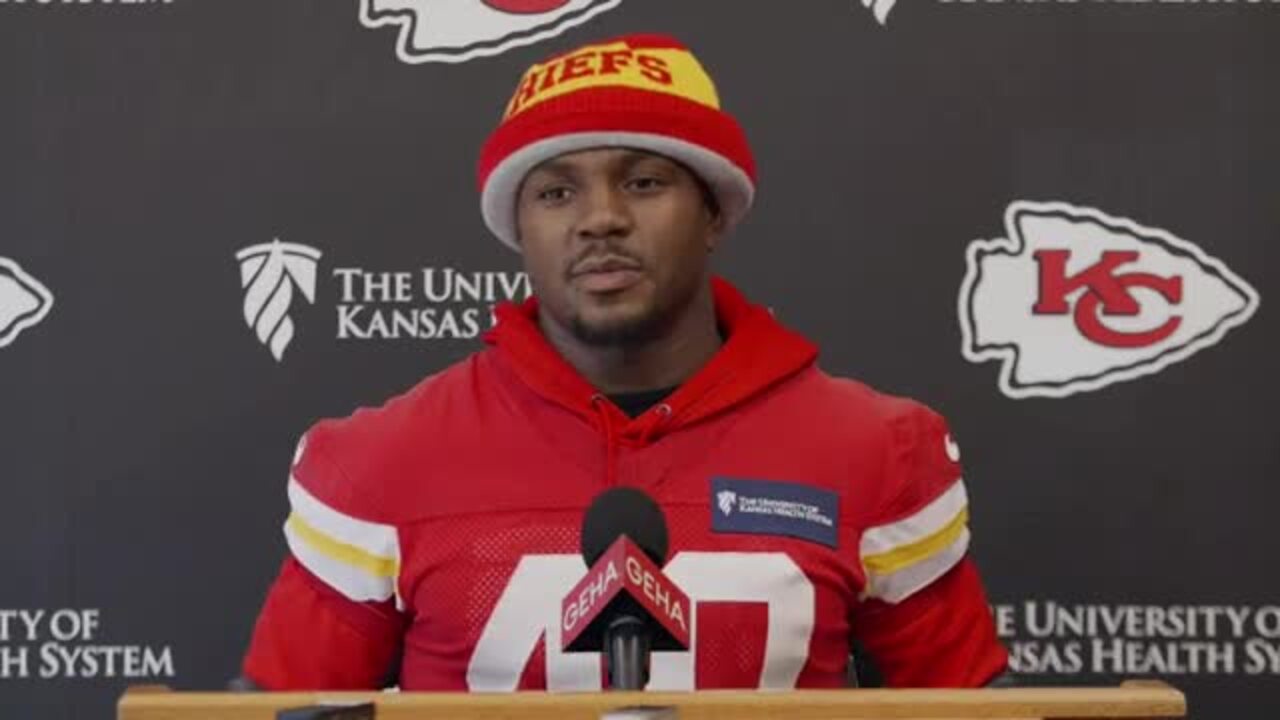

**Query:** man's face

left=515, top=148, right=723, bottom=346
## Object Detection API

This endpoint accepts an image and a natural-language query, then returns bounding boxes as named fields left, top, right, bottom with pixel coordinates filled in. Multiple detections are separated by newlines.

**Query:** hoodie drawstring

left=591, top=394, right=620, bottom=487
left=590, top=398, right=675, bottom=487
left=637, top=403, right=673, bottom=445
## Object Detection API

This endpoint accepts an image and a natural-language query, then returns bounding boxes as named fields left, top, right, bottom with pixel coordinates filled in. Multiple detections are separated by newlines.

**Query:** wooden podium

left=118, top=681, right=1186, bottom=720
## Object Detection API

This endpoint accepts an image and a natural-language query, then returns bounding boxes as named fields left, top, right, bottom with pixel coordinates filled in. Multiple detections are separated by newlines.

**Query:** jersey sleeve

left=851, top=402, right=1007, bottom=687
left=859, top=402, right=970, bottom=604
left=241, top=430, right=408, bottom=689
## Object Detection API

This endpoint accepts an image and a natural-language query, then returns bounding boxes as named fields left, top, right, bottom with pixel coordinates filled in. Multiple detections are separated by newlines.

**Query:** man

left=240, top=33, right=1008, bottom=690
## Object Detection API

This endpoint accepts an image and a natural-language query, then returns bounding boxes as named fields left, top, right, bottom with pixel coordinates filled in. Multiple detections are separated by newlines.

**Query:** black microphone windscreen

left=580, top=487, right=669, bottom=567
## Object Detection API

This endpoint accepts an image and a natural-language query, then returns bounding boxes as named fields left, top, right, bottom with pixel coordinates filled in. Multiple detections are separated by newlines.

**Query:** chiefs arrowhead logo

left=959, top=201, right=1260, bottom=399
left=0, top=257, right=54, bottom=349
left=359, top=0, right=623, bottom=64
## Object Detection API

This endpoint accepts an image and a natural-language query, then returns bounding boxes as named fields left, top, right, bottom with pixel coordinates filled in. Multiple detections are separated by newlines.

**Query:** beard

left=568, top=304, right=671, bottom=347
left=566, top=275, right=701, bottom=348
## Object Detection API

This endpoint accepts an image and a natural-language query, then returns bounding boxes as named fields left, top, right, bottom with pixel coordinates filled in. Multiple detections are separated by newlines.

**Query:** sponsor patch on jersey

left=711, top=477, right=839, bottom=548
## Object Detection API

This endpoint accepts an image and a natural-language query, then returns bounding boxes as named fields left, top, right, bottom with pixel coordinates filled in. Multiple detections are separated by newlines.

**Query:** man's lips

left=570, top=257, right=644, bottom=293
left=573, top=267, right=643, bottom=293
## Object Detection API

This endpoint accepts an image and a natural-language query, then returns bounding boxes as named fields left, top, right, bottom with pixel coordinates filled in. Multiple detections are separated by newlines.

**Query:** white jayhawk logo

left=959, top=201, right=1259, bottom=399
left=716, top=490, right=737, bottom=517
left=236, top=240, right=323, bottom=363
left=358, top=0, right=623, bottom=64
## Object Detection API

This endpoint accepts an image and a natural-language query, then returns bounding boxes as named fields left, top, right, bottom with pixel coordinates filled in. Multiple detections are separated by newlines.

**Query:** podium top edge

left=118, top=685, right=1187, bottom=718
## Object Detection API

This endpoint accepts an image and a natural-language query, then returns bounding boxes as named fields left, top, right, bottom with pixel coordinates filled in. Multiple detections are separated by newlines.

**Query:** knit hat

left=478, top=34, right=757, bottom=251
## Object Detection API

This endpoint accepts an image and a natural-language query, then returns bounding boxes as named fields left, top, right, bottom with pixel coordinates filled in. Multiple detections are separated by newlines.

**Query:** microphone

left=561, top=487, right=692, bottom=690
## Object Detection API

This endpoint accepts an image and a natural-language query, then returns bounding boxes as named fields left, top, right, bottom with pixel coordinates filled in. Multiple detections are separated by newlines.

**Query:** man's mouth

left=571, top=257, right=644, bottom=293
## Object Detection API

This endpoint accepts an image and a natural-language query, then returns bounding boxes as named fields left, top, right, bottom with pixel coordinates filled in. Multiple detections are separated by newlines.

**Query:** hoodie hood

left=484, top=276, right=817, bottom=445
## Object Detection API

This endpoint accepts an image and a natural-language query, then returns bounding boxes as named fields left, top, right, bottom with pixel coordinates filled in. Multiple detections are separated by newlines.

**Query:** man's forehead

left=527, top=147, right=680, bottom=178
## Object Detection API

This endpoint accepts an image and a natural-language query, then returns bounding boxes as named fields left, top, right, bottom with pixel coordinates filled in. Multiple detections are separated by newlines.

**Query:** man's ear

left=512, top=203, right=526, bottom=251
left=706, top=209, right=727, bottom=253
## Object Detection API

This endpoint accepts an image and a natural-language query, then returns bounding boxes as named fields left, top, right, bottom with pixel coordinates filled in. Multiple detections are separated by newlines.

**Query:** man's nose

left=575, top=184, right=634, bottom=240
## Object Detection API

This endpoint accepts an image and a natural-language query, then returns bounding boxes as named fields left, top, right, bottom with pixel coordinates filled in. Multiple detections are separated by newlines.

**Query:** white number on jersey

left=466, top=551, right=815, bottom=691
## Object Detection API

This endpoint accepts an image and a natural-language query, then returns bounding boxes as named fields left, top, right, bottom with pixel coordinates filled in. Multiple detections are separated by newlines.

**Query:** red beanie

left=477, top=33, right=757, bottom=251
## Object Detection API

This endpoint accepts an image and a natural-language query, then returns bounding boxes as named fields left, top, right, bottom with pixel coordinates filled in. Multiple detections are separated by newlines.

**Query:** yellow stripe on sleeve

left=285, top=512, right=398, bottom=579
left=862, top=506, right=969, bottom=575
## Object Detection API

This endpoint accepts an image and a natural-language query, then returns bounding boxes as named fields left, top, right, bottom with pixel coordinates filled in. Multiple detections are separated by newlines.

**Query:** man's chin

left=569, top=308, right=666, bottom=347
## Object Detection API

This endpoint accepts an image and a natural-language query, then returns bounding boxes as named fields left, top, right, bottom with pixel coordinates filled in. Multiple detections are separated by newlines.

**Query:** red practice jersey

left=242, top=278, right=1008, bottom=690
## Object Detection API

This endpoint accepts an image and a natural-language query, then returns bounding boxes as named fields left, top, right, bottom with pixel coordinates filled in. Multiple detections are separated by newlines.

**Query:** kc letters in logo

left=0, top=257, right=53, bottom=349
left=959, top=201, right=1259, bottom=399
left=359, top=0, right=623, bottom=64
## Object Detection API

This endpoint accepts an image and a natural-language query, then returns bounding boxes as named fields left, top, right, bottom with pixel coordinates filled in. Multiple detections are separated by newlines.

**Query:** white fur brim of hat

left=480, top=131, right=755, bottom=252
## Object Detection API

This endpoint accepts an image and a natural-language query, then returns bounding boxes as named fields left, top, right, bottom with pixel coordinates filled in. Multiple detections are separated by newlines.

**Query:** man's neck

left=539, top=288, right=722, bottom=396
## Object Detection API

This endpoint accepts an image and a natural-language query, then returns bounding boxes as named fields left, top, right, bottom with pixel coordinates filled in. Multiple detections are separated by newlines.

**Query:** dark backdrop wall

left=1, top=1, right=1276, bottom=717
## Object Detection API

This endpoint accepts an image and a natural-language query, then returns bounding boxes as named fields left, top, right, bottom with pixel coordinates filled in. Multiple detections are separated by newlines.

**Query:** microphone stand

left=604, top=615, right=651, bottom=691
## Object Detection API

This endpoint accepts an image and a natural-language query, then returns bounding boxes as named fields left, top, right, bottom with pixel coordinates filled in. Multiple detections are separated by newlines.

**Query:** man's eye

left=626, top=176, right=666, bottom=192
left=537, top=186, right=573, bottom=203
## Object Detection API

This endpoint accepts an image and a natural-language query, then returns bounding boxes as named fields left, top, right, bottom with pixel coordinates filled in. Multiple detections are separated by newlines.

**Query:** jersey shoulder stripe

left=860, top=478, right=969, bottom=603
left=284, top=474, right=401, bottom=604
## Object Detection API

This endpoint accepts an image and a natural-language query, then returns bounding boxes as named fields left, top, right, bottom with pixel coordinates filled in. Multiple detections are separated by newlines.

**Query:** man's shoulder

left=787, top=367, right=945, bottom=433
left=782, top=369, right=961, bottom=531
left=291, top=352, right=492, bottom=524
left=312, top=352, right=483, bottom=447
